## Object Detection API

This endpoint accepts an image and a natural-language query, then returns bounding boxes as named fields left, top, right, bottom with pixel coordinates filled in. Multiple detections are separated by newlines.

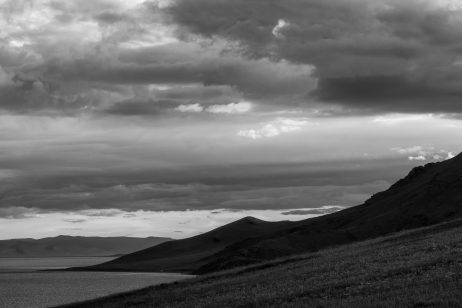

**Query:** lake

left=0, top=257, right=192, bottom=308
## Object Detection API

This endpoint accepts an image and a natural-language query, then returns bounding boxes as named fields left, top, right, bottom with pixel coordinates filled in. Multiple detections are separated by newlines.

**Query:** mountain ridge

left=81, top=216, right=293, bottom=272
left=82, top=152, right=462, bottom=274
left=0, top=236, right=172, bottom=258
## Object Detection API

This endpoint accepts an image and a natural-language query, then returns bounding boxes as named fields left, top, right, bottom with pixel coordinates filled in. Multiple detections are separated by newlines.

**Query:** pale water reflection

left=0, top=258, right=192, bottom=308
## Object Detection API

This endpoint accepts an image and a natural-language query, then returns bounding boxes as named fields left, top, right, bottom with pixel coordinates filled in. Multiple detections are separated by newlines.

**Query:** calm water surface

left=0, top=257, right=192, bottom=308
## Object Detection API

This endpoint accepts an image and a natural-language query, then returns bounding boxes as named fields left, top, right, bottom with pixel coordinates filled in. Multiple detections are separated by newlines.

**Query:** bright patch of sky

left=0, top=207, right=346, bottom=240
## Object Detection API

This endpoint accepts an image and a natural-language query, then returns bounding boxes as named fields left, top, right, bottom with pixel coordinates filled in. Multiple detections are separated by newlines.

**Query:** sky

left=0, top=0, right=461, bottom=239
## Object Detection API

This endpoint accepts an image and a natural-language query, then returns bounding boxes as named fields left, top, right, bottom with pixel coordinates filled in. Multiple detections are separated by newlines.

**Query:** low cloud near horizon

left=0, top=207, right=348, bottom=240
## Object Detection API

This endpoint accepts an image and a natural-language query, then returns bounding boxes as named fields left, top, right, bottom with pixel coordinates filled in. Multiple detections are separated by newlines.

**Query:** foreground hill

left=81, top=217, right=292, bottom=272
left=0, top=236, right=171, bottom=258
left=84, top=152, right=462, bottom=273
left=62, top=218, right=462, bottom=308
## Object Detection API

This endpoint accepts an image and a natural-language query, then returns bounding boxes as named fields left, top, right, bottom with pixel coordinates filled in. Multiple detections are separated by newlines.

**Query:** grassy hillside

left=62, top=218, right=462, bottom=308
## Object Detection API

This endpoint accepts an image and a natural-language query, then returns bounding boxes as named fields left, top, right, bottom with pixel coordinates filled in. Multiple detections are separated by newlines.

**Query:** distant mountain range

left=80, top=152, right=462, bottom=274
left=0, top=236, right=171, bottom=258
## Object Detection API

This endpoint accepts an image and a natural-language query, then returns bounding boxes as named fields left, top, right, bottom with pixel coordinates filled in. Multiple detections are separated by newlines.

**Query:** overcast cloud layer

left=2, top=0, right=462, bottom=115
left=0, top=0, right=461, bottom=239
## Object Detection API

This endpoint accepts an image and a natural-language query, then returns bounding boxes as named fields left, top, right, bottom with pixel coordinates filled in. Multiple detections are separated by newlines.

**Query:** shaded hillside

left=83, top=152, right=462, bottom=274
left=61, top=218, right=462, bottom=308
left=199, top=152, right=462, bottom=272
left=82, top=217, right=292, bottom=272
left=0, top=236, right=171, bottom=258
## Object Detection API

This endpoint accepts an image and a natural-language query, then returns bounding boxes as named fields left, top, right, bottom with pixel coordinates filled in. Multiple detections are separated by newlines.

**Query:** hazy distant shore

left=0, top=256, right=192, bottom=308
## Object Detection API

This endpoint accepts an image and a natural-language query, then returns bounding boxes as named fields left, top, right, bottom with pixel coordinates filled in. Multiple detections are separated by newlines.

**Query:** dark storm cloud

left=155, top=85, right=236, bottom=101
left=43, top=43, right=314, bottom=98
left=0, top=79, right=114, bottom=116
left=0, top=38, right=313, bottom=115
left=0, top=206, right=38, bottom=219
left=102, top=98, right=165, bottom=116
left=314, top=75, right=462, bottom=114
left=4, top=0, right=462, bottom=115
left=0, top=159, right=401, bottom=216
left=166, top=0, right=462, bottom=114
left=0, top=0, right=158, bottom=115
left=63, top=218, right=87, bottom=224
left=376, top=2, right=462, bottom=45
left=100, top=84, right=249, bottom=116
left=165, top=0, right=377, bottom=57
left=0, top=70, right=79, bottom=115
left=94, top=11, right=131, bottom=24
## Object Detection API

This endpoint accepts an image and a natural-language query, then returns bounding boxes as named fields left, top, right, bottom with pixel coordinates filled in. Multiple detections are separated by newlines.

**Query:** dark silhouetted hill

left=82, top=152, right=462, bottom=274
left=0, top=236, right=171, bottom=258
left=82, top=217, right=292, bottom=272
